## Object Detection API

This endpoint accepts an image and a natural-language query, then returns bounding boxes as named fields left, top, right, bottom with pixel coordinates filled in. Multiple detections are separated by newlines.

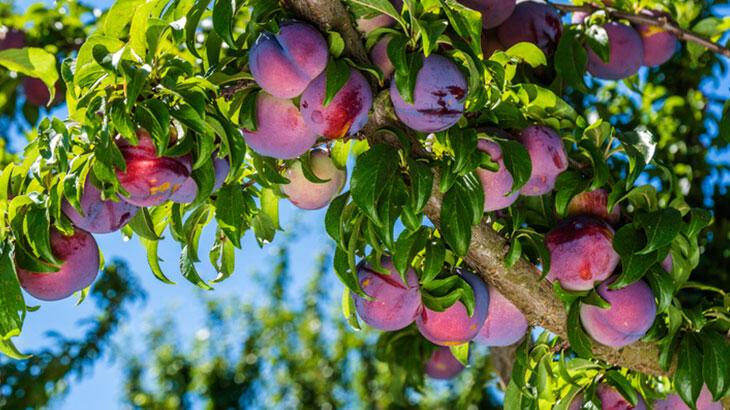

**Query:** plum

left=497, top=1, right=562, bottom=56
left=356, top=0, right=403, bottom=34
left=281, top=149, right=346, bottom=210
left=170, top=156, right=230, bottom=204
left=567, top=189, right=621, bottom=224
left=476, top=140, right=519, bottom=212
left=300, top=69, right=373, bottom=139
left=0, top=28, right=26, bottom=50
left=243, top=93, right=318, bottom=159
left=482, top=29, right=505, bottom=58
left=417, top=270, right=489, bottom=346
left=23, top=77, right=63, bottom=107
left=390, top=54, right=467, bottom=133
left=62, top=177, right=139, bottom=233
left=115, top=129, right=192, bottom=207
left=459, top=0, right=516, bottom=29
left=249, top=22, right=328, bottom=99
left=660, top=253, right=673, bottom=273
left=546, top=216, right=620, bottom=291
left=425, top=346, right=465, bottom=380
left=654, top=385, right=722, bottom=410
left=371, top=36, right=394, bottom=80
left=16, top=228, right=100, bottom=301
left=352, top=257, right=422, bottom=331
left=518, top=125, right=568, bottom=196
left=571, top=11, right=589, bottom=24
left=586, top=22, right=644, bottom=80
left=474, top=287, right=527, bottom=346
left=636, top=11, right=678, bottom=67
left=569, top=384, right=647, bottom=410
left=579, top=277, right=657, bottom=348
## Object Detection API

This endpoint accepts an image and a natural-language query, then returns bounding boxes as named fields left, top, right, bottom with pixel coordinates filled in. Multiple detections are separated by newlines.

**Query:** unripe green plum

left=281, top=150, right=346, bottom=210
left=587, top=22, right=644, bottom=80
left=569, top=384, right=647, bottom=410
left=62, top=177, right=139, bottom=233
left=248, top=22, right=328, bottom=99
left=654, top=385, right=722, bottom=410
left=459, top=0, right=516, bottom=29
left=425, top=346, right=465, bottom=380
left=567, top=189, right=620, bottom=224
left=352, top=258, right=422, bottom=331
left=579, top=277, right=657, bottom=348
left=518, top=125, right=568, bottom=196
left=243, top=93, right=318, bottom=159
left=16, top=228, right=100, bottom=301
left=390, top=54, right=467, bottom=133
left=497, top=1, right=562, bottom=56
left=416, top=270, right=489, bottom=346
left=474, top=287, right=527, bottom=346
left=115, top=129, right=192, bottom=207
left=476, top=140, right=519, bottom=212
left=546, top=216, right=619, bottom=291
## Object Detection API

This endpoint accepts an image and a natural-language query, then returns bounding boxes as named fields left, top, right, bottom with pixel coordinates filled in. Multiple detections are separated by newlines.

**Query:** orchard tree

left=0, top=0, right=728, bottom=408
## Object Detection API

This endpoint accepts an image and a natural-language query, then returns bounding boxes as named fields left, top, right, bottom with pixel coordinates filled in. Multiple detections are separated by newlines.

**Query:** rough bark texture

left=286, top=0, right=673, bottom=378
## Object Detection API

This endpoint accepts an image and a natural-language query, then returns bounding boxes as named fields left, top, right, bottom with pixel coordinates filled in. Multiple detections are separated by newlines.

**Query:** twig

left=548, top=1, right=730, bottom=58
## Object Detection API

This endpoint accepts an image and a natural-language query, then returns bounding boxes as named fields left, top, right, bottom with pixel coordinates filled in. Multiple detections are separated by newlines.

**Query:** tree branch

left=548, top=1, right=730, bottom=59
left=284, top=0, right=671, bottom=378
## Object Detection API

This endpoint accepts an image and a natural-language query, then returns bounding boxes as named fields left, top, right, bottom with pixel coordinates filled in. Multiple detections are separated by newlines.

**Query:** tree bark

left=286, top=0, right=671, bottom=378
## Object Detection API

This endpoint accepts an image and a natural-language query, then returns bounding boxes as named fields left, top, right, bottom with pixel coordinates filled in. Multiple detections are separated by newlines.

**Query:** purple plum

left=654, top=385, right=722, bottom=410
left=586, top=22, right=644, bottom=80
left=281, top=149, right=346, bottom=210
left=425, top=346, right=465, bottom=380
left=567, top=189, right=621, bottom=224
left=474, top=287, right=528, bottom=346
left=459, top=0, right=517, bottom=29
left=476, top=139, right=519, bottom=212
left=518, top=125, right=568, bottom=196
left=62, top=177, right=139, bottom=233
left=497, top=1, right=563, bottom=56
left=636, top=11, right=678, bottom=67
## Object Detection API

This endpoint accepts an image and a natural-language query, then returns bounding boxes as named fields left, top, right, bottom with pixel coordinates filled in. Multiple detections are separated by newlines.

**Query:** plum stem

left=548, top=1, right=730, bottom=58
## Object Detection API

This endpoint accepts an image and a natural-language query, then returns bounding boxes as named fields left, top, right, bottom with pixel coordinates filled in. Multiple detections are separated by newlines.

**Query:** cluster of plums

left=0, top=28, right=63, bottom=106
left=352, top=258, right=528, bottom=380
left=568, top=383, right=722, bottom=410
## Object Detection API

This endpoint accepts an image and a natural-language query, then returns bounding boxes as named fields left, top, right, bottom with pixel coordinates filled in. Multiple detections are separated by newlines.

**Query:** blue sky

left=7, top=0, right=730, bottom=408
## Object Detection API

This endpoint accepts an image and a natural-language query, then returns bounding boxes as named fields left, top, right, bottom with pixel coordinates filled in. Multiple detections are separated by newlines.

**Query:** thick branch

left=285, top=0, right=670, bottom=378
left=548, top=2, right=730, bottom=58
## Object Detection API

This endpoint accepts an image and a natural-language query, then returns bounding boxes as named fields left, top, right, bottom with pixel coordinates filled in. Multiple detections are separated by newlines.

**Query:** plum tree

left=546, top=217, right=620, bottom=291
left=370, top=36, right=394, bottom=79
left=170, top=156, right=230, bottom=204
left=579, top=277, right=657, bottom=348
left=416, top=271, right=489, bottom=346
left=586, top=22, right=644, bottom=80
left=567, top=189, right=621, bottom=224
left=62, top=177, right=138, bottom=234
left=474, top=287, right=528, bottom=346
left=248, top=22, right=328, bottom=99
left=635, top=11, right=678, bottom=67
left=518, top=125, right=568, bottom=196
left=654, top=385, right=722, bottom=410
left=281, top=149, right=346, bottom=210
left=390, top=54, right=467, bottom=133
left=569, top=384, right=647, bottom=410
left=476, top=139, right=519, bottom=212
left=115, top=130, right=192, bottom=207
left=300, top=68, right=373, bottom=139
left=424, top=346, right=465, bottom=380
left=242, top=93, right=319, bottom=159
left=352, top=258, right=421, bottom=331
left=497, top=1, right=562, bottom=55
left=16, top=228, right=100, bottom=301
left=459, top=0, right=516, bottom=30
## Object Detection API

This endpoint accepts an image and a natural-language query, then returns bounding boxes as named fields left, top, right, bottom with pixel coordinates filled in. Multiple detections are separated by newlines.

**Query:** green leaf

left=212, top=0, right=236, bottom=48
left=449, top=343, right=469, bottom=366
left=675, top=335, right=703, bottom=410
left=441, top=0, right=483, bottom=56
left=584, top=24, right=609, bottom=62
left=505, top=237, right=522, bottom=268
left=611, top=224, right=655, bottom=288
left=499, top=140, right=532, bottom=195
left=567, top=300, right=593, bottom=358
left=421, top=239, right=445, bottom=285
left=505, top=42, right=547, bottom=68
left=0, top=337, right=30, bottom=360
left=634, top=208, right=682, bottom=255
left=0, top=244, right=25, bottom=340
left=179, top=245, right=213, bottom=290
left=0, top=48, right=59, bottom=103
left=127, top=208, right=162, bottom=241
left=350, top=145, right=400, bottom=225
left=702, top=331, right=729, bottom=400
left=555, top=27, right=587, bottom=92
left=604, top=370, right=638, bottom=406
left=440, top=177, right=479, bottom=256
left=325, top=192, right=350, bottom=248
left=341, top=288, right=361, bottom=331
left=140, top=238, right=175, bottom=284
left=324, top=59, right=351, bottom=107
left=393, top=228, right=428, bottom=281
left=407, top=159, right=434, bottom=214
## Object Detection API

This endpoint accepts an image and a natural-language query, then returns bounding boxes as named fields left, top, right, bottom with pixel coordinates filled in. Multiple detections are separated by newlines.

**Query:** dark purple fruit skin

left=23, top=77, right=63, bottom=107
left=17, top=228, right=100, bottom=301
left=497, top=1, right=562, bottom=56
left=352, top=258, right=422, bottom=331
left=586, top=22, right=644, bottom=80
left=248, top=22, right=328, bottom=99
left=0, top=29, right=26, bottom=50
left=300, top=69, right=373, bottom=139
left=371, top=36, right=394, bottom=80
left=545, top=216, right=619, bottom=291
left=579, top=277, right=657, bottom=348
left=416, top=270, right=489, bottom=346
left=459, top=0, right=516, bottom=29
left=390, top=54, right=467, bottom=133
left=569, top=384, right=647, bottom=410
left=425, top=346, right=465, bottom=380
left=653, top=385, right=722, bottom=410
left=62, top=177, right=139, bottom=233
left=567, top=189, right=621, bottom=224
left=518, top=125, right=568, bottom=197
left=636, top=10, right=678, bottom=67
